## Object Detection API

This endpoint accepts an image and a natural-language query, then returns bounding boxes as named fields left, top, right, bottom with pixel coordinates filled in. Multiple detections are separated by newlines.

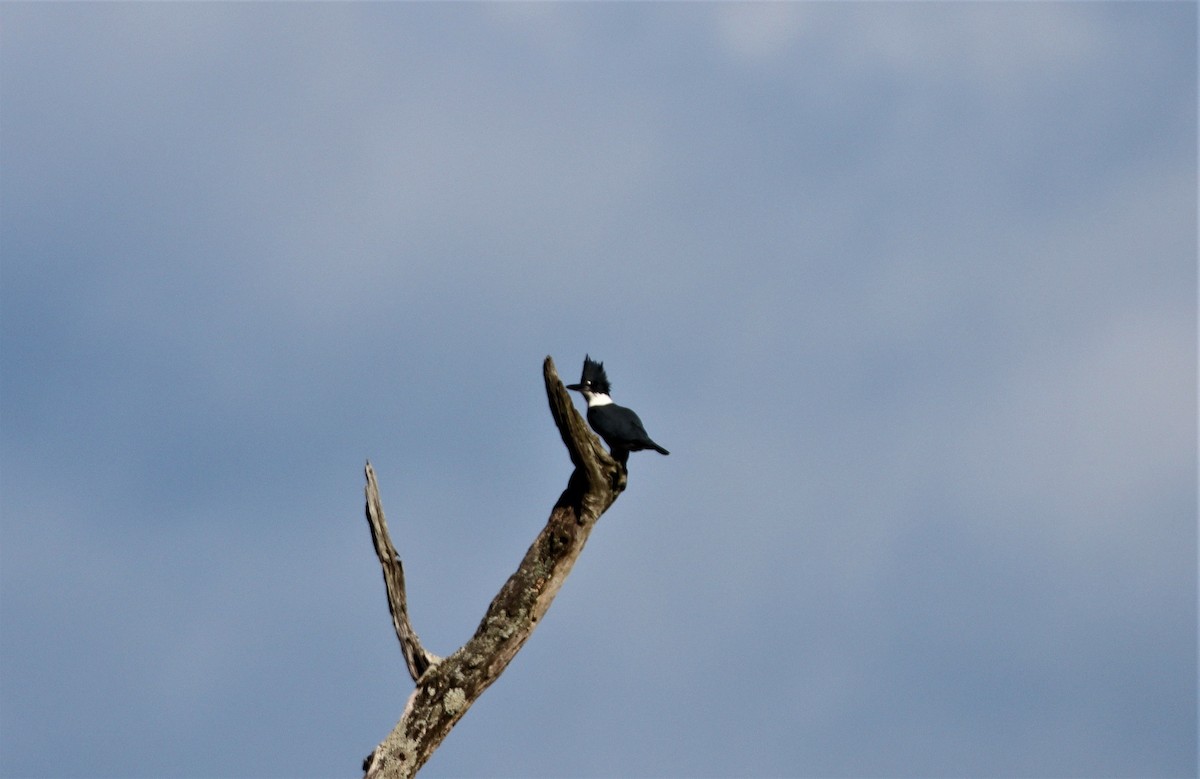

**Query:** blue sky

left=1, top=3, right=1195, bottom=778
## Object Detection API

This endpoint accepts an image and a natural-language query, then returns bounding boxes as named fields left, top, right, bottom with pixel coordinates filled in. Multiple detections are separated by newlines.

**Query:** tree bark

left=361, top=356, right=625, bottom=779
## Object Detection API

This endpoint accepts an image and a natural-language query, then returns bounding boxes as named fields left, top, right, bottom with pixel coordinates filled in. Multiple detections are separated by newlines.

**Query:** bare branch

left=363, top=462, right=440, bottom=682
left=360, top=356, right=624, bottom=779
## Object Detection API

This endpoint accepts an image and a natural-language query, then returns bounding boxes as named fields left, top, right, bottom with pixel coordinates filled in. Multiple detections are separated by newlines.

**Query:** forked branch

left=360, top=356, right=623, bottom=779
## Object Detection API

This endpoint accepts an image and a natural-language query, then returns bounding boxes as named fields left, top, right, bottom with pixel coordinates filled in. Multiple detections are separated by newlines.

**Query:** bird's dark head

left=566, top=354, right=612, bottom=396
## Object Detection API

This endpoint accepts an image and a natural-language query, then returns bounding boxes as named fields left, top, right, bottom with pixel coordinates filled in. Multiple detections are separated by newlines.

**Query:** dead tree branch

left=363, top=462, right=440, bottom=680
left=361, top=356, right=624, bottom=779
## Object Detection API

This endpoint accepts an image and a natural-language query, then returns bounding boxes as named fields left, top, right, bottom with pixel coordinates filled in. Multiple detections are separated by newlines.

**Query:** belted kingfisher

left=567, top=355, right=669, bottom=464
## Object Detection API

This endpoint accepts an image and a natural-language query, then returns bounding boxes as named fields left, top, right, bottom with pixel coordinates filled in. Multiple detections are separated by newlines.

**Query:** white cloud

left=712, top=2, right=808, bottom=64
left=712, top=2, right=1105, bottom=108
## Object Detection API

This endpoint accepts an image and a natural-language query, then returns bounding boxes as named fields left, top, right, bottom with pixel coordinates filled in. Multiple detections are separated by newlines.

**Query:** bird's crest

left=577, top=354, right=611, bottom=394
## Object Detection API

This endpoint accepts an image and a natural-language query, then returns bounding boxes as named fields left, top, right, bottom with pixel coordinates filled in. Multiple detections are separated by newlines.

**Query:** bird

left=566, top=355, right=669, bottom=465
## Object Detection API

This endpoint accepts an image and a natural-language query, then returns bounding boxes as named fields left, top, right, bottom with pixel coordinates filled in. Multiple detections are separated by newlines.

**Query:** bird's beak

left=566, top=383, right=583, bottom=391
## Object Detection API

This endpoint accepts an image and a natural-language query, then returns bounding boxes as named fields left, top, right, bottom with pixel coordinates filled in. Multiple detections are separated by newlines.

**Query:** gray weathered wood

left=361, top=356, right=623, bottom=779
left=363, top=462, right=440, bottom=681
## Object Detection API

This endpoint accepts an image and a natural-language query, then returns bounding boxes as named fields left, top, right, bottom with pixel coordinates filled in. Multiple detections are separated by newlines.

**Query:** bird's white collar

left=584, top=392, right=614, bottom=407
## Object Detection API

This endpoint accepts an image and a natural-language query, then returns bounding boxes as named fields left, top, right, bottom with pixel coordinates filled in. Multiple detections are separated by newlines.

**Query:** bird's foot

left=611, top=465, right=628, bottom=493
